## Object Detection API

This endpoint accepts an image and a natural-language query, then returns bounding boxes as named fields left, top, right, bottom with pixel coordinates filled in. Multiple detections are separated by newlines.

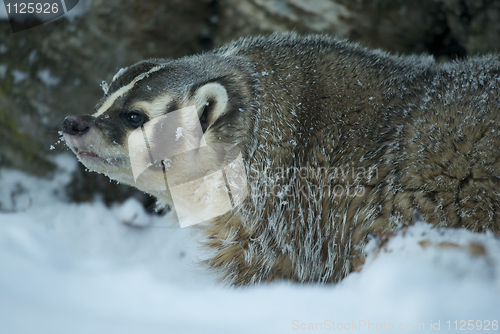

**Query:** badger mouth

left=75, top=148, right=128, bottom=166
left=75, top=148, right=109, bottom=164
left=77, top=149, right=101, bottom=159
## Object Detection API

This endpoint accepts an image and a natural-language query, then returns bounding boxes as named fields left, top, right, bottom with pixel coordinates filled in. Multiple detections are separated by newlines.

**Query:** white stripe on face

left=132, top=92, right=174, bottom=120
left=93, top=64, right=168, bottom=118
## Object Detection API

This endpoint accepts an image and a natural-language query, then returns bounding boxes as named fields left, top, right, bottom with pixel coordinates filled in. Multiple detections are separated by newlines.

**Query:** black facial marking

left=200, top=99, right=214, bottom=133
left=189, top=75, right=230, bottom=97
left=120, top=109, right=149, bottom=129
left=94, top=114, right=129, bottom=146
left=166, top=101, right=179, bottom=115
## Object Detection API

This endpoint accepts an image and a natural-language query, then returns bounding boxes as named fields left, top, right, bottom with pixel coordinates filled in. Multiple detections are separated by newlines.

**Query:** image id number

left=6, top=2, right=59, bottom=14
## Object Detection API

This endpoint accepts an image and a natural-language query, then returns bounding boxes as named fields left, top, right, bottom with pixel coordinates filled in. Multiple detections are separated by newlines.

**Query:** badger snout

left=62, top=115, right=94, bottom=136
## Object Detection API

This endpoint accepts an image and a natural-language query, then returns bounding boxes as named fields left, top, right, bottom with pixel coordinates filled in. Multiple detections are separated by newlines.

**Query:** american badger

left=62, top=33, right=500, bottom=285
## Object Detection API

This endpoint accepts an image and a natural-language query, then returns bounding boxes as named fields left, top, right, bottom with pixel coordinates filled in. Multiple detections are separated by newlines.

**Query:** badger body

left=63, top=34, right=500, bottom=285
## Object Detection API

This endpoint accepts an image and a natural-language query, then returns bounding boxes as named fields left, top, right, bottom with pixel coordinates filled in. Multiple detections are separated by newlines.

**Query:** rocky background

left=1, top=0, right=499, bottom=208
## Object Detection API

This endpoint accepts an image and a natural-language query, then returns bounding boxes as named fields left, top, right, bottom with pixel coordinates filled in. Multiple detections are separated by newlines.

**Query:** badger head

left=62, top=55, right=256, bottom=223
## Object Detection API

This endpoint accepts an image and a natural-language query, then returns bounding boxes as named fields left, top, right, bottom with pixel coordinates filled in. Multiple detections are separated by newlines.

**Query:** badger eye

left=125, top=110, right=146, bottom=128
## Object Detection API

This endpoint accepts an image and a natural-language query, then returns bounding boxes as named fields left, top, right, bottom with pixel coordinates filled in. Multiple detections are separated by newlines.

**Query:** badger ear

left=191, top=82, right=229, bottom=132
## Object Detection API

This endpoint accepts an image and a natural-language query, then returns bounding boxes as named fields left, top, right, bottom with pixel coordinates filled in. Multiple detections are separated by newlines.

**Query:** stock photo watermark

left=247, top=165, right=378, bottom=199
left=291, top=319, right=498, bottom=331
left=127, top=105, right=380, bottom=228
left=3, top=0, right=79, bottom=32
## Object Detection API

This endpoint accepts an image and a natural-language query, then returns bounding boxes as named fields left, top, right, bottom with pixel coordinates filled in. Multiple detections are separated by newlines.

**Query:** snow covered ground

left=1, top=154, right=499, bottom=334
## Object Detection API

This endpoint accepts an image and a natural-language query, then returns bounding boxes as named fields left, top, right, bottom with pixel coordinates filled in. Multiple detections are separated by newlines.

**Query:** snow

left=37, top=68, right=61, bottom=87
left=175, top=127, right=184, bottom=141
left=11, top=69, right=28, bottom=84
left=1, top=154, right=499, bottom=333
left=27, top=50, right=38, bottom=64
left=100, top=80, right=109, bottom=94
left=112, top=66, right=129, bottom=83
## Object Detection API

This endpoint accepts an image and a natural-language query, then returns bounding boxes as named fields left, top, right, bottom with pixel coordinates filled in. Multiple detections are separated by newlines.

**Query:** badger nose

left=62, top=115, right=93, bottom=136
